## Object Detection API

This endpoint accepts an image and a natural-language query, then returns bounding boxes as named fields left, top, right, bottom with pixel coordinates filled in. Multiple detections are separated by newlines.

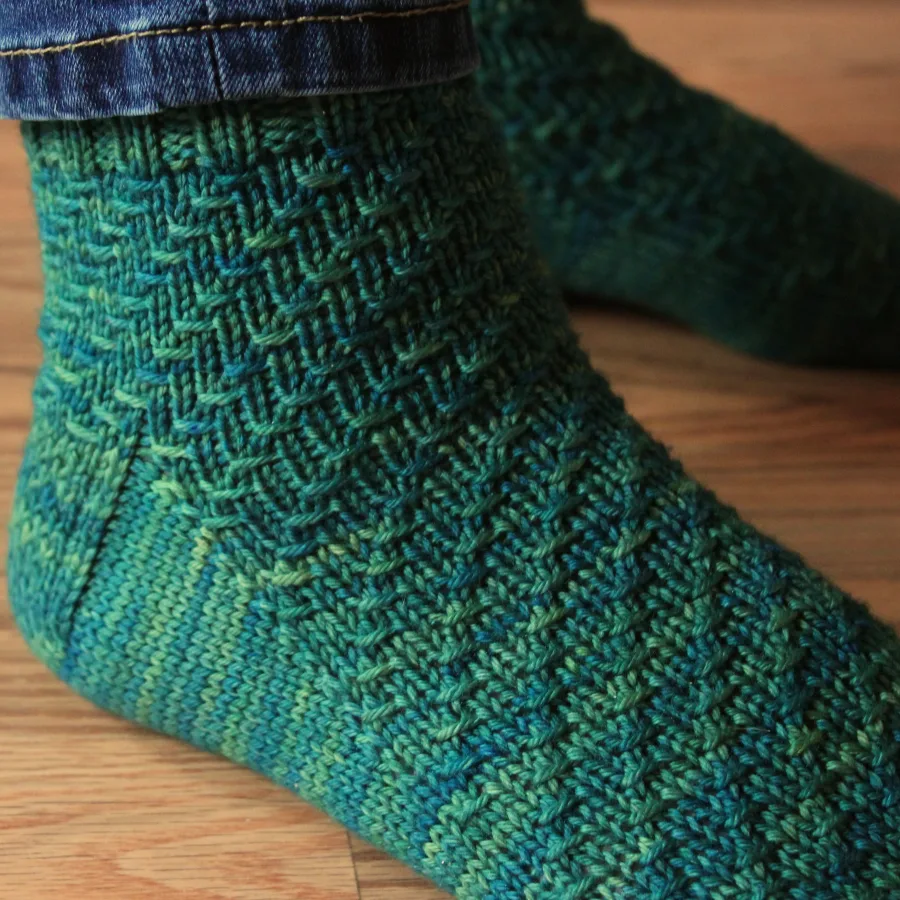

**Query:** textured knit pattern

left=472, top=0, right=900, bottom=367
left=10, top=80, right=900, bottom=898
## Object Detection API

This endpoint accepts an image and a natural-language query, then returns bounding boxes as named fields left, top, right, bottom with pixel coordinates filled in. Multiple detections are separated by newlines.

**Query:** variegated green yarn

left=9, top=78, right=900, bottom=898
left=473, top=0, right=900, bottom=367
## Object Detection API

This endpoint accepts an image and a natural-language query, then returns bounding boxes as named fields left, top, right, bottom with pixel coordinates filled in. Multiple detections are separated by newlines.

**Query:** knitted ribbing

left=472, top=0, right=900, bottom=367
left=10, top=80, right=900, bottom=898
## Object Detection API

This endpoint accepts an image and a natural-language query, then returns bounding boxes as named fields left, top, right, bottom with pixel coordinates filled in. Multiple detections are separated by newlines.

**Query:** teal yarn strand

left=10, top=79, right=900, bottom=898
left=472, top=0, right=900, bottom=367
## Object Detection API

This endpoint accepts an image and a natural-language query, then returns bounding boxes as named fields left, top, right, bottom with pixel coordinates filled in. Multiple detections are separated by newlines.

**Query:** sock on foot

left=472, top=0, right=900, bottom=367
left=10, top=79, right=900, bottom=898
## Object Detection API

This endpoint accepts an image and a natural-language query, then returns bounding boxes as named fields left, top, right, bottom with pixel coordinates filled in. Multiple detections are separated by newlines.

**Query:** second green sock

left=473, top=0, right=900, bottom=367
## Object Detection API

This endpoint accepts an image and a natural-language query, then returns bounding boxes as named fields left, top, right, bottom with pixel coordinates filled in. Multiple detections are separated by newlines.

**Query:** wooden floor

left=3, top=2, right=900, bottom=897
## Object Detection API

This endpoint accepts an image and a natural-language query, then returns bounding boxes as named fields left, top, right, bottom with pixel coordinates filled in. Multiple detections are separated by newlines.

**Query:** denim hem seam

left=0, top=0, right=471, bottom=59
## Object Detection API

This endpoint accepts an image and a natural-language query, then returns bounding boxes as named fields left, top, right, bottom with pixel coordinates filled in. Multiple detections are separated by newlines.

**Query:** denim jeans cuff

left=0, top=0, right=479, bottom=121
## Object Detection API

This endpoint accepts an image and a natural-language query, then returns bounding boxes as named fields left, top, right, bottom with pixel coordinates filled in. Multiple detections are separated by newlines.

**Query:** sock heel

left=7, top=369, right=144, bottom=674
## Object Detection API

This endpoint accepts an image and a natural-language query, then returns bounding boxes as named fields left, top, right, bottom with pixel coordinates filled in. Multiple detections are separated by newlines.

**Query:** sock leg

left=473, top=0, right=900, bottom=367
left=11, top=80, right=900, bottom=897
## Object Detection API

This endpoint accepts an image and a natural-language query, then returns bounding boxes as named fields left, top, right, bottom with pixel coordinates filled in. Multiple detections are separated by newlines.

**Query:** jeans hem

left=0, top=0, right=479, bottom=120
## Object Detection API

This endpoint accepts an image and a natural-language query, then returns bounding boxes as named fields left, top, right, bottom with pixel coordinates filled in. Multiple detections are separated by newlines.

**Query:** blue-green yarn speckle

left=9, top=78, right=900, bottom=898
left=473, top=0, right=900, bottom=367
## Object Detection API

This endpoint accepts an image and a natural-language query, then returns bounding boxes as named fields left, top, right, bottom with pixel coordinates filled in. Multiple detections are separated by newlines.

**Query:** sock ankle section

left=10, top=76, right=578, bottom=676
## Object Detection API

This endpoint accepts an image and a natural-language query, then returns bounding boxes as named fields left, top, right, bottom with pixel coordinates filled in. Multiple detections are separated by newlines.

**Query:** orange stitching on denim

left=0, top=0, right=470, bottom=59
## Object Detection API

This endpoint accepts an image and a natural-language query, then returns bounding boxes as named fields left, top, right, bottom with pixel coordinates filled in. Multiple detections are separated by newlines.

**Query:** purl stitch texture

left=10, top=79, right=900, bottom=898
left=473, top=0, right=900, bottom=366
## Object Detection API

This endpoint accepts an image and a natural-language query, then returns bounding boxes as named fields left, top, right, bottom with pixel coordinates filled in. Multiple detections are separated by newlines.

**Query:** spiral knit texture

left=10, top=80, right=900, bottom=898
left=472, top=0, right=900, bottom=367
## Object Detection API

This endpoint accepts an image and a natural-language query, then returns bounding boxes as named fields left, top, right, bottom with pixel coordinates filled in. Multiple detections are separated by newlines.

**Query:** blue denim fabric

left=0, top=0, right=478, bottom=120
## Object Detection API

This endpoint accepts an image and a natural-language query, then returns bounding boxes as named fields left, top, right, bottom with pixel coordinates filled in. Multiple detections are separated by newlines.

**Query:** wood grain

left=3, top=3, right=900, bottom=897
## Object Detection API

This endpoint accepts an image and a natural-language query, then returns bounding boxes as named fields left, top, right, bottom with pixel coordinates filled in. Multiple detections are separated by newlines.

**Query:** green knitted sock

left=10, top=79, right=900, bottom=898
left=473, top=0, right=900, bottom=367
